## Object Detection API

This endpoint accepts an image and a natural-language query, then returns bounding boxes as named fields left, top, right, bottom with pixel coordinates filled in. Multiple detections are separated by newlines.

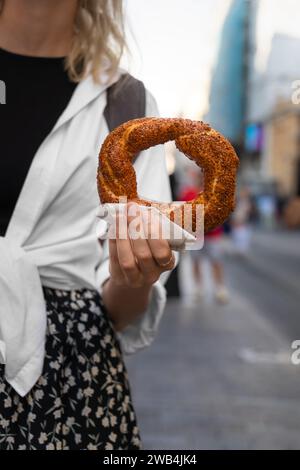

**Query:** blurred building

left=247, top=33, right=300, bottom=123
left=245, top=23, right=300, bottom=197
left=205, top=0, right=249, bottom=151
left=206, top=0, right=300, bottom=199
left=243, top=0, right=300, bottom=198
left=263, top=100, right=300, bottom=197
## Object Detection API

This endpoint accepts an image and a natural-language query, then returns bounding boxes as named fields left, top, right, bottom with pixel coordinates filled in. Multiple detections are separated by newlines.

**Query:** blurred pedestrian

left=190, top=226, right=230, bottom=304
left=231, top=187, right=252, bottom=255
left=179, top=171, right=229, bottom=304
left=257, top=192, right=276, bottom=228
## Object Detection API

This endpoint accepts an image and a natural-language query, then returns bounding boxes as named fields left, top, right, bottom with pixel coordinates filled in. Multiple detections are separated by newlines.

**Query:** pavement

left=125, top=228, right=300, bottom=450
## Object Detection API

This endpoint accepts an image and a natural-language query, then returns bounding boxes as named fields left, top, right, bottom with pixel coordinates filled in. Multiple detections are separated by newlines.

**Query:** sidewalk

left=125, top=229, right=300, bottom=449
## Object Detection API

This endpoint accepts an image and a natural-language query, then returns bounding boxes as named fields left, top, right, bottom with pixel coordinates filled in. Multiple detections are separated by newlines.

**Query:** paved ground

left=125, top=229, right=300, bottom=450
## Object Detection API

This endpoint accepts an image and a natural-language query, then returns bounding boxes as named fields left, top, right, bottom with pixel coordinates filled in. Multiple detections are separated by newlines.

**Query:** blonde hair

left=0, top=0, right=126, bottom=83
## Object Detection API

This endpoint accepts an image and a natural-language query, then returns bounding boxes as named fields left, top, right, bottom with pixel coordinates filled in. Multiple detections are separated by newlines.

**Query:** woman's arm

left=102, top=203, right=175, bottom=331
left=101, top=91, right=174, bottom=332
left=102, top=281, right=152, bottom=331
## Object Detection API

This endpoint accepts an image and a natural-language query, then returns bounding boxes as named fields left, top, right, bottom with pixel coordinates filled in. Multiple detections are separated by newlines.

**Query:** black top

left=0, top=48, right=77, bottom=235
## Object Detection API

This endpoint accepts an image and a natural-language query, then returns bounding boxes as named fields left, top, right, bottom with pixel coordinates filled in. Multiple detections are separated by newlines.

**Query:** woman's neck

left=0, top=0, right=77, bottom=57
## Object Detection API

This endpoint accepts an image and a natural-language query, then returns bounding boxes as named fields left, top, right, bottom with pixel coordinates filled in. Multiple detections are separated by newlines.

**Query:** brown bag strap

left=104, top=73, right=146, bottom=132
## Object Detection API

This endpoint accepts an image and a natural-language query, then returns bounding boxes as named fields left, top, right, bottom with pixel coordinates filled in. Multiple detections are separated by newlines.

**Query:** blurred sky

left=124, top=0, right=231, bottom=118
left=124, top=0, right=300, bottom=119
left=254, top=0, right=300, bottom=72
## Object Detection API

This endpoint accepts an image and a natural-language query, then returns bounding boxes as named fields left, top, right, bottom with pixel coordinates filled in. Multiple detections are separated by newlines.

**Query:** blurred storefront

left=263, top=100, right=300, bottom=198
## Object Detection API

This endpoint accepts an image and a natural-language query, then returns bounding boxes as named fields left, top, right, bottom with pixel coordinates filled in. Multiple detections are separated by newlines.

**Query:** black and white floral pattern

left=0, top=288, right=141, bottom=450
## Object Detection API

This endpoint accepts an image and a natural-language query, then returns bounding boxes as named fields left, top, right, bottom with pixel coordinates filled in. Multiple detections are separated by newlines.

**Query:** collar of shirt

left=0, top=69, right=122, bottom=396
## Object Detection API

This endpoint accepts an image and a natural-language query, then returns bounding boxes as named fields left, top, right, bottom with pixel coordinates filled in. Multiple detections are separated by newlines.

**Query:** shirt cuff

left=96, top=258, right=167, bottom=355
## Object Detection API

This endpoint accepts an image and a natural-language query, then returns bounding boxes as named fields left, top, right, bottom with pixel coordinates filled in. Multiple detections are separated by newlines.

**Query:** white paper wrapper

left=96, top=203, right=202, bottom=251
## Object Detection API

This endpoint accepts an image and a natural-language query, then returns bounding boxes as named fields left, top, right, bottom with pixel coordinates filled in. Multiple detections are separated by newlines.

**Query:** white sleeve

left=96, top=90, right=174, bottom=355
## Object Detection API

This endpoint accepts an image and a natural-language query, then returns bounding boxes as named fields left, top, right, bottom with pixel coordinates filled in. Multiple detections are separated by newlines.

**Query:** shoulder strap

left=104, top=73, right=146, bottom=132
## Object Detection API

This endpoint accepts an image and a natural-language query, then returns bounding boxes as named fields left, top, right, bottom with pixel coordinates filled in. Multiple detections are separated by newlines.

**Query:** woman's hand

left=102, top=203, right=175, bottom=331
left=109, top=203, right=175, bottom=288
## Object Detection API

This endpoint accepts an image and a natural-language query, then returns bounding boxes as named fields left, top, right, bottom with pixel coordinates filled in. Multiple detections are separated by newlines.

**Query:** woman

left=0, top=0, right=174, bottom=450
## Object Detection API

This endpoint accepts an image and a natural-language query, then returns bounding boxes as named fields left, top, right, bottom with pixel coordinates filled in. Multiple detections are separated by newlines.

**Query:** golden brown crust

left=98, top=117, right=239, bottom=234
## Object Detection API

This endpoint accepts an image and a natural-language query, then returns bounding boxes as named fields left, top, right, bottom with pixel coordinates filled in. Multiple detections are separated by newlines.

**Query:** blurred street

left=126, top=228, right=300, bottom=450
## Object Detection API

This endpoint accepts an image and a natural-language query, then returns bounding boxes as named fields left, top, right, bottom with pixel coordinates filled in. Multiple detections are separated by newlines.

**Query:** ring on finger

left=158, top=253, right=174, bottom=268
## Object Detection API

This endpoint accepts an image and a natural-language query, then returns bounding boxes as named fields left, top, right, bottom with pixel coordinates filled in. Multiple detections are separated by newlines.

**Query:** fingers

left=108, top=204, right=175, bottom=289
left=142, top=207, right=175, bottom=270
left=108, top=238, right=125, bottom=285
left=127, top=204, right=160, bottom=285
left=116, top=210, right=143, bottom=286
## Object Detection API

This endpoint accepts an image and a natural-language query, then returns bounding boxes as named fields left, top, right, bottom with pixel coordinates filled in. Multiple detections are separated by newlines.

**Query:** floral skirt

left=0, top=288, right=141, bottom=450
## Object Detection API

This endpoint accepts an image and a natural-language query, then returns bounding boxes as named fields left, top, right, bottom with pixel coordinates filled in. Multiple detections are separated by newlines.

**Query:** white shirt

left=0, top=70, right=172, bottom=396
